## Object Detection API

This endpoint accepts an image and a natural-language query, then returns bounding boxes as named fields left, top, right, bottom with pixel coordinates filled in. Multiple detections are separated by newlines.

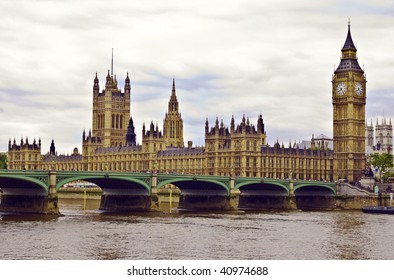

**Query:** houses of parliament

left=7, top=24, right=371, bottom=182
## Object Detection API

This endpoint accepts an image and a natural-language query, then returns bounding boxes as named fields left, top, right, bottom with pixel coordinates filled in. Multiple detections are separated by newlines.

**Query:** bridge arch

left=56, top=174, right=151, bottom=195
left=157, top=175, right=231, bottom=210
left=0, top=175, right=48, bottom=195
left=235, top=181, right=289, bottom=195
left=157, top=177, right=230, bottom=196
left=294, top=183, right=336, bottom=196
left=293, top=182, right=336, bottom=209
left=235, top=180, right=290, bottom=210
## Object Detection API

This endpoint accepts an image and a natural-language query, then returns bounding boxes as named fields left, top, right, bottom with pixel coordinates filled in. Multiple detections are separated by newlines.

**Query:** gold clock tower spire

left=332, top=21, right=366, bottom=182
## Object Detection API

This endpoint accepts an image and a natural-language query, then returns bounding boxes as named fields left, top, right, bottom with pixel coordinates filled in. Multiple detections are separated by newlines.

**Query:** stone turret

left=91, top=51, right=131, bottom=148
left=142, top=121, right=166, bottom=156
left=126, top=116, right=136, bottom=146
left=7, top=136, right=42, bottom=170
left=49, top=139, right=56, bottom=156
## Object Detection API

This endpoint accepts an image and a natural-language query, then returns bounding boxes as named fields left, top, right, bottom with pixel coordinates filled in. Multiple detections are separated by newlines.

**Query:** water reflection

left=0, top=213, right=59, bottom=222
left=1, top=198, right=394, bottom=260
left=59, top=197, right=101, bottom=212
left=328, top=211, right=368, bottom=259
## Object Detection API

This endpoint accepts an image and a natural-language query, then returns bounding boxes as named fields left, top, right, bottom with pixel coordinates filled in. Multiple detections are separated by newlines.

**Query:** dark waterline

left=0, top=198, right=393, bottom=260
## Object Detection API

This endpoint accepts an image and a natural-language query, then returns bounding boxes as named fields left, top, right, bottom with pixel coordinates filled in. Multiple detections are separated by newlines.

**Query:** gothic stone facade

left=7, top=76, right=334, bottom=181
left=332, top=23, right=367, bottom=182
left=8, top=24, right=368, bottom=182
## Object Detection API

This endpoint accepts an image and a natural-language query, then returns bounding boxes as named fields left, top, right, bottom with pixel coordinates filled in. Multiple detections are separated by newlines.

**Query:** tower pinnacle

left=342, top=19, right=357, bottom=52
left=335, top=22, right=362, bottom=73
left=172, top=77, right=176, bottom=96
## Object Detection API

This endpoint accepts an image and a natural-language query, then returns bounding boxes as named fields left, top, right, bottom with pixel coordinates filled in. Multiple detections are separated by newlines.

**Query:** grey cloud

left=0, top=87, right=38, bottom=97
left=367, top=89, right=394, bottom=117
left=177, top=75, right=221, bottom=91
left=0, top=0, right=393, bottom=153
left=0, top=87, right=42, bottom=107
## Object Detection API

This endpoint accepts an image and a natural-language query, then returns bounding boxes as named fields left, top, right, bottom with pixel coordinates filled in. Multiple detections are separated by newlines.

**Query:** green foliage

left=0, top=153, right=7, bottom=169
left=370, top=153, right=394, bottom=182
left=382, top=171, right=394, bottom=183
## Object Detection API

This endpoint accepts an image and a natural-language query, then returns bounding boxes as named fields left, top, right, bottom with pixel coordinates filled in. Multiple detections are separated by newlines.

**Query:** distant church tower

left=375, top=117, right=393, bottom=153
left=91, top=50, right=131, bottom=147
left=365, top=118, right=393, bottom=155
left=332, top=22, right=367, bottom=182
left=163, top=78, right=184, bottom=148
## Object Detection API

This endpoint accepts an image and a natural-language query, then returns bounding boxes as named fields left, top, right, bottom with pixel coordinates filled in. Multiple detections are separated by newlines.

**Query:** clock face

left=354, top=82, right=363, bottom=96
left=336, top=82, right=347, bottom=96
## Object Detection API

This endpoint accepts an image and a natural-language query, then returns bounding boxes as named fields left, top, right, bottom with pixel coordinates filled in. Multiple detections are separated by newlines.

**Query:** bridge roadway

left=0, top=170, right=337, bottom=214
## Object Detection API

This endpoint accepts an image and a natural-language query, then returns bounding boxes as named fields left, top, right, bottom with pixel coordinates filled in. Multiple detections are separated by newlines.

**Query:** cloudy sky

left=0, top=0, right=393, bottom=154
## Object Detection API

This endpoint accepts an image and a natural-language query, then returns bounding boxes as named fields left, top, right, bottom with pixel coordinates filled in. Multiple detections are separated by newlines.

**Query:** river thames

left=0, top=198, right=393, bottom=260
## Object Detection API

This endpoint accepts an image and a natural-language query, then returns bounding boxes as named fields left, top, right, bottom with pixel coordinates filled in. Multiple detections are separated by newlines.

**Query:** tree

left=370, top=153, right=394, bottom=182
left=0, top=153, right=7, bottom=169
left=382, top=171, right=394, bottom=183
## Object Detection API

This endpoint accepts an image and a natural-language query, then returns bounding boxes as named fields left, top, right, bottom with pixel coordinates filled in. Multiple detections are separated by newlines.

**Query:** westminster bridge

left=0, top=170, right=339, bottom=214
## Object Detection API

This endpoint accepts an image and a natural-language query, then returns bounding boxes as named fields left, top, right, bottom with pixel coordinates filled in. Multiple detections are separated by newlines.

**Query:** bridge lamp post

left=153, top=160, right=157, bottom=174
left=194, top=157, right=196, bottom=175
left=289, top=169, right=294, bottom=195
left=230, top=165, right=234, bottom=178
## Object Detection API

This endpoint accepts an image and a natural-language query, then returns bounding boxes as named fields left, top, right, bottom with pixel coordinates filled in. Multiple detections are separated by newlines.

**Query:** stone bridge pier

left=0, top=171, right=59, bottom=215
left=99, top=173, right=160, bottom=212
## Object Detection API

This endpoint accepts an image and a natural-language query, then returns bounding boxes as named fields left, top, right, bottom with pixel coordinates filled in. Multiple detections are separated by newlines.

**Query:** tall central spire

left=168, top=77, right=178, bottom=112
left=164, top=78, right=184, bottom=148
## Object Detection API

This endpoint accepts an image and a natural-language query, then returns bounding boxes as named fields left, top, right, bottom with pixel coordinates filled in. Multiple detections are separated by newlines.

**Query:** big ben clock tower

left=332, top=21, right=366, bottom=182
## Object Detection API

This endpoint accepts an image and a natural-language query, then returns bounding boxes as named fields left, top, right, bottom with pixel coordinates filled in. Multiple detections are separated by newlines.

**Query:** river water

left=0, top=198, right=393, bottom=260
